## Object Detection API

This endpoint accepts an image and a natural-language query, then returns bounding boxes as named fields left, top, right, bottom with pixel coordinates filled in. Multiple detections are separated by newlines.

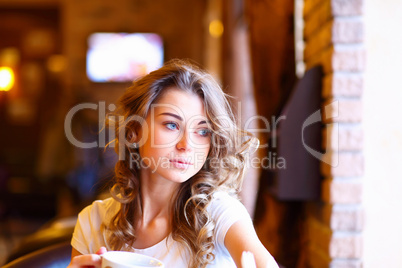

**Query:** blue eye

left=197, top=129, right=211, bottom=137
left=165, top=122, right=178, bottom=130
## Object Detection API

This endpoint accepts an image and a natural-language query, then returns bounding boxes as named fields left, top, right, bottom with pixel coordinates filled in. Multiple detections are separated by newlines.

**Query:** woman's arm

left=225, top=220, right=279, bottom=268
left=67, top=247, right=106, bottom=268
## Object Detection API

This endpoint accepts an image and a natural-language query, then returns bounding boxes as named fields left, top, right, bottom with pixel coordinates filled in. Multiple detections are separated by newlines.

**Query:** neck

left=137, top=169, right=179, bottom=226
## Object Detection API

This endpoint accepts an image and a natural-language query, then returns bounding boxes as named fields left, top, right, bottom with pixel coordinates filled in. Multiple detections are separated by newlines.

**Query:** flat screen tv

left=86, top=33, right=164, bottom=82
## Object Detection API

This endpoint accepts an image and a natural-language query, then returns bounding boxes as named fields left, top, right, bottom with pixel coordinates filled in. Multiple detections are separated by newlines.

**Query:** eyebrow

left=158, top=112, right=183, bottom=121
left=158, top=112, right=209, bottom=125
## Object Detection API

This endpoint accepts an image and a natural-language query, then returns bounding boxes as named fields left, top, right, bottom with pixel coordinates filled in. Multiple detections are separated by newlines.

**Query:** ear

left=127, top=129, right=139, bottom=144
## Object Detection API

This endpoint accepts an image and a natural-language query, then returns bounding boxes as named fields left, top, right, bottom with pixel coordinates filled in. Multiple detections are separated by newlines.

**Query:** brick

left=322, top=98, right=363, bottom=123
left=323, top=73, right=364, bottom=98
left=306, top=244, right=363, bottom=267
left=330, top=232, right=363, bottom=258
left=328, top=204, right=364, bottom=231
left=331, top=0, right=364, bottom=17
left=304, top=0, right=363, bottom=39
left=305, top=45, right=365, bottom=73
left=306, top=218, right=363, bottom=258
left=306, top=203, right=364, bottom=231
left=330, top=45, right=366, bottom=72
left=321, top=177, right=363, bottom=203
left=323, top=124, right=364, bottom=151
left=305, top=18, right=364, bottom=60
left=321, top=152, right=364, bottom=177
left=332, top=17, right=364, bottom=43
left=330, top=259, right=362, bottom=268
left=304, top=0, right=364, bottom=25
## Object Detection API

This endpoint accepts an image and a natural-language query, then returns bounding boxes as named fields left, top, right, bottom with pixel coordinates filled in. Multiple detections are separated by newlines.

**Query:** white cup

left=101, top=251, right=164, bottom=268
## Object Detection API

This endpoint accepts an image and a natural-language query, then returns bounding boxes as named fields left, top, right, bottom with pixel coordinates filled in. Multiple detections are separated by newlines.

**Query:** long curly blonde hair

left=107, top=59, right=257, bottom=267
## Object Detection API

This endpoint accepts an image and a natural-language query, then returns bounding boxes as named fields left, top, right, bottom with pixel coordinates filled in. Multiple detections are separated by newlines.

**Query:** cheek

left=153, top=129, right=179, bottom=146
left=194, top=146, right=210, bottom=164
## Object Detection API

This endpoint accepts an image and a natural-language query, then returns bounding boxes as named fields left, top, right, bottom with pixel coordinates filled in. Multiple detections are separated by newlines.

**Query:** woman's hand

left=241, top=251, right=257, bottom=268
left=67, top=247, right=107, bottom=268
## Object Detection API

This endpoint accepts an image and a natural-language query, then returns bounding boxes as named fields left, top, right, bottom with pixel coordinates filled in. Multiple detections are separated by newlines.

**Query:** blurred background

left=0, top=0, right=401, bottom=267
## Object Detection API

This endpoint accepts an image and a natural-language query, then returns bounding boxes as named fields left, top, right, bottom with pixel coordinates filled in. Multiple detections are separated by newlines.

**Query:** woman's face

left=136, top=88, right=211, bottom=184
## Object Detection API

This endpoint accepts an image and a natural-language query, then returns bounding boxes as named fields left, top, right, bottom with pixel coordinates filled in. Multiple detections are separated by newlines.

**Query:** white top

left=71, top=192, right=274, bottom=267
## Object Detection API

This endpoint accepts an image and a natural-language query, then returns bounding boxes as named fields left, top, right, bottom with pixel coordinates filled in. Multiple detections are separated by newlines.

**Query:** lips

left=169, top=159, right=193, bottom=169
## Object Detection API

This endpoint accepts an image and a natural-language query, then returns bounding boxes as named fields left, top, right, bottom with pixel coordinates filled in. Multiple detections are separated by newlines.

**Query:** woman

left=68, top=59, right=278, bottom=268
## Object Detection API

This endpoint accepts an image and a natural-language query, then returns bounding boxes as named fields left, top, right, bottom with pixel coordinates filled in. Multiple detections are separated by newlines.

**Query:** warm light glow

left=209, top=20, right=224, bottom=38
left=87, top=33, right=164, bottom=82
left=0, top=48, right=20, bottom=67
left=47, top=55, right=67, bottom=73
left=0, top=67, right=15, bottom=91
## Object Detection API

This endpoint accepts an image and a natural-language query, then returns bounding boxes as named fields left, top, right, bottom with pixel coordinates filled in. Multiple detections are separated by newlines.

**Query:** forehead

left=151, top=88, right=207, bottom=120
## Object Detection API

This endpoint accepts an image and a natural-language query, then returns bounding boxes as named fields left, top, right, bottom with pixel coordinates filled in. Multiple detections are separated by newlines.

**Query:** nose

left=176, top=131, right=192, bottom=151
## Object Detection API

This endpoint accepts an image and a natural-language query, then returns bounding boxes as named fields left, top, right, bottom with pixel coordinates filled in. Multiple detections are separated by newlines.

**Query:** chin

left=160, top=169, right=196, bottom=184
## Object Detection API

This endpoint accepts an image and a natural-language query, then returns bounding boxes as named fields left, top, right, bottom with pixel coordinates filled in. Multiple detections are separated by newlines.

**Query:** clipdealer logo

left=63, top=100, right=339, bottom=168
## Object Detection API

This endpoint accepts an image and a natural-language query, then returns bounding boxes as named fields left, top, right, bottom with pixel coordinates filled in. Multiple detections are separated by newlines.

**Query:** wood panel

left=246, top=0, right=296, bottom=120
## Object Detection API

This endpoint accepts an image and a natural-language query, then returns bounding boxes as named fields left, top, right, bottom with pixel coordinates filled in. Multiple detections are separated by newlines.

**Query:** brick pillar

left=302, top=0, right=364, bottom=267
